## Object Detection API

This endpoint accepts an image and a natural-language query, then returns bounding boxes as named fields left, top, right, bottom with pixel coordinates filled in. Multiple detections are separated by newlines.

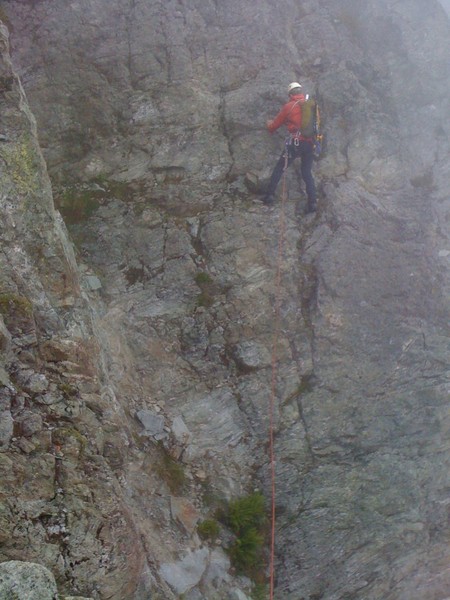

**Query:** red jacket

left=267, top=93, right=305, bottom=134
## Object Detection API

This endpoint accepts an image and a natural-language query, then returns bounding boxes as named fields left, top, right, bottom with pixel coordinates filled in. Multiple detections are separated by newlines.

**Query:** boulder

left=159, top=548, right=209, bottom=595
left=0, top=561, right=58, bottom=600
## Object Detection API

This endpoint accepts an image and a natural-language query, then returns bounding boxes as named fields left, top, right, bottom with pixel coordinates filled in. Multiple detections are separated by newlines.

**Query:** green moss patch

left=0, top=293, right=34, bottom=335
left=155, top=450, right=186, bottom=494
left=194, top=271, right=225, bottom=308
left=3, top=137, right=41, bottom=196
left=0, top=293, right=33, bottom=318
left=55, top=187, right=101, bottom=225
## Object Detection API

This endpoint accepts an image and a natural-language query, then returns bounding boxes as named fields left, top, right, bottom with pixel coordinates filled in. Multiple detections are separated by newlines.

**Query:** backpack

left=302, top=96, right=325, bottom=160
left=290, top=96, right=325, bottom=159
left=299, top=97, right=317, bottom=138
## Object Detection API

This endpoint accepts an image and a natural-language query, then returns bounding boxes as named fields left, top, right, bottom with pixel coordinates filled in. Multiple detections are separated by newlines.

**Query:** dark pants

left=267, top=139, right=316, bottom=205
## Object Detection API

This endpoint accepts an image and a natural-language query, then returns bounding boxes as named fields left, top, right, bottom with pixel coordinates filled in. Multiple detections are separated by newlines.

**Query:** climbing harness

left=288, top=131, right=314, bottom=147
left=268, top=149, right=289, bottom=600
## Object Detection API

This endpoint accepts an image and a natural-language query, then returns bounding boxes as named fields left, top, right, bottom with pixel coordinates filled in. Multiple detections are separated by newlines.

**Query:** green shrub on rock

left=197, top=519, right=220, bottom=541
left=221, top=492, right=267, bottom=578
left=227, top=491, right=266, bottom=534
left=228, top=527, right=264, bottom=572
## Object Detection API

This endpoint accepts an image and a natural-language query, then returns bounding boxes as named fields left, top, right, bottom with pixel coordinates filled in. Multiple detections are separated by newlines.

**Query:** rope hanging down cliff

left=268, top=149, right=289, bottom=599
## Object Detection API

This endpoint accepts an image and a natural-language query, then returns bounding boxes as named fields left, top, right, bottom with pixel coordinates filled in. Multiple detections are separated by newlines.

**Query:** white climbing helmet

left=288, top=81, right=302, bottom=94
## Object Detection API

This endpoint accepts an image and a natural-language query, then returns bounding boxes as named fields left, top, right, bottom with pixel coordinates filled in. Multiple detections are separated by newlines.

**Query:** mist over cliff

left=1, top=1, right=450, bottom=599
left=438, top=0, right=450, bottom=14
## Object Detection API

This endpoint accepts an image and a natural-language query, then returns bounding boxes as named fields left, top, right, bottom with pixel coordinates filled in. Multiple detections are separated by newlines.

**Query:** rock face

left=0, top=561, right=58, bottom=600
left=1, top=0, right=450, bottom=599
left=0, top=560, right=94, bottom=600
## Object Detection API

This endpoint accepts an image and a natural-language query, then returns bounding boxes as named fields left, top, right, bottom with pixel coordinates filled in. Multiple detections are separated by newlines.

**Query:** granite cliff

left=1, top=0, right=450, bottom=599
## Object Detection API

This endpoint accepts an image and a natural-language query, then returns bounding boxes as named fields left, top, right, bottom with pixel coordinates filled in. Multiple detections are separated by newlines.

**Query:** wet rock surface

left=1, top=0, right=450, bottom=599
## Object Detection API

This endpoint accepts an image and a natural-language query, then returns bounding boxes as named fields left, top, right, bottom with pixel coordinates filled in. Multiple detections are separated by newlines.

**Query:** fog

left=438, top=0, right=450, bottom=15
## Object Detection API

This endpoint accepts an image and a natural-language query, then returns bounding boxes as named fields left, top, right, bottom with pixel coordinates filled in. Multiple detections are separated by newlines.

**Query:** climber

left=263, top=82, right=317, bottom=213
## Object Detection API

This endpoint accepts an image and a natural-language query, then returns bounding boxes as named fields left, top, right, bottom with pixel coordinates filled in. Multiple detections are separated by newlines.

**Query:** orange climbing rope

left=269, top=148, right=289, bottom=600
